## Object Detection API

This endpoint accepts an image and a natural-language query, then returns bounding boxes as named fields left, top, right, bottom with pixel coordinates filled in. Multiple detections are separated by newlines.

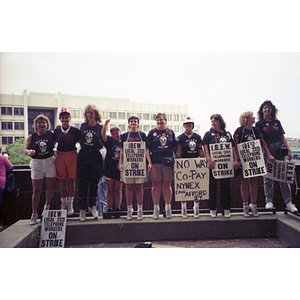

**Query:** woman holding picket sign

left=203, top=114, right=239, bottom=218
left=255, top=100, right=298, bottom=213
left=234, top=111, right=274, bottom=217
left=176, top=117, right=205, bottom=218
left=118, top=116, right=152, bottom=221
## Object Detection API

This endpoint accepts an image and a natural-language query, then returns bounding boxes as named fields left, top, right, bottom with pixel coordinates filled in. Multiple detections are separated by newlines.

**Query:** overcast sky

left=1, top=52, right=299, bottom=138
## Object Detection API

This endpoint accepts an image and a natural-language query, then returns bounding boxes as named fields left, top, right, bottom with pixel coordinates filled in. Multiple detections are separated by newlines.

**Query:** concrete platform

left=1, top=212, right=300, bottom=248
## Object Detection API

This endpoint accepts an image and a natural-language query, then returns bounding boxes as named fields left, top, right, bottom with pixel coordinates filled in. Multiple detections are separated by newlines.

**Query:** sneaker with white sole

left=193, top=204, right=200, bottom=218
left=224, top=209, right=231, bottom=218
left=249, top=203, right=258, bottom=217
left=67, top=201, right=74, bottom=216
left=286, top=202, right=298, bottom=213
left=88, top=206, right=98, bottom=219
left=181, top=203, right=187, bottom=219
left=210, top=210, right=217, bottom=218
left=153, top=207, right=159, bottom=219
left=127, top=207, right=133, bottom=220
left=30, top=213, right=38, bottom=225
left=265, top=202, right=274, bottom=210
left=79, top=209, right=86, bottom=222
left=243, top=205, right=250, bottom=218
left=166, top=208, right=172, bottom=219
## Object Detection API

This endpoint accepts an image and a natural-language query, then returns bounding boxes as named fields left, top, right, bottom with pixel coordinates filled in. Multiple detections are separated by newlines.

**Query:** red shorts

left=55, top=151, right=78, bottom=179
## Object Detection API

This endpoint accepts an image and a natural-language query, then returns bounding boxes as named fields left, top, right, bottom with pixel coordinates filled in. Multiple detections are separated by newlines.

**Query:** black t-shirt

left=147, top=128, right=177, bottom=164
left=177, top=132, right=203, bottom=158
left=234, top=126, right=260, bottom=143
left=202, top=129, right=234, bottom=155
left=255, top=119, right=285, bottom=143
left=79, top=122, right=103, bottom=152
left=54, top=126, right=81, bottom=152
left=102, top=136, right=121, bottom=180
left=31, top=131, right=55, bottom=159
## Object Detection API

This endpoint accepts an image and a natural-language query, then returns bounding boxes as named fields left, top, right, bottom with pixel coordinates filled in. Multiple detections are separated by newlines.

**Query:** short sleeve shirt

left=147, top=128, right=177, bottom=164
left=234, top=126, right=261, bottom=143
left=255, top=119, right=285, bottom=143
left=54, top=126, right=81, bottom=152
left=203, top=129, right=234, bottom=155
left=177, top=132, right=203, bottom=158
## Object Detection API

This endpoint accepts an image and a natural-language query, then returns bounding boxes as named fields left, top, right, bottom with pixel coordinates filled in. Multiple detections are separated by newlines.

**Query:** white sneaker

left=249, top=203, right=258, bottom=217
left=67, top=200, right=74, bottom=216
left=286, top=202, right=298, bottom=213
left=137, top=209, right=143, bottom=221
left=127, top=207, right=133, bottom=220
left=265, top=202, right=274, bottom=210
left=166, top=208, right=172, bottom=219
left=88, top=206, right=98, bottom=219
left=30, top=213, right=38, bottom=225
left=210, top=210, right=217, bottom=218
left=79, top=209, right=86, bottom=222
left=243, top=205, right=250, bottom=218
left=153, top=207, right=159, bottom=219
left=181, top=203, right=187, bottom=219
left=193, top=205, right=200, bottom=218
left=224, top=209, right=231, bottom=218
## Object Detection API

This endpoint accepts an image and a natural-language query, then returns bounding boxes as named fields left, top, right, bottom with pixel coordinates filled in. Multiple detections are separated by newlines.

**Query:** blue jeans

left=95, top=176, right=108, bottom=217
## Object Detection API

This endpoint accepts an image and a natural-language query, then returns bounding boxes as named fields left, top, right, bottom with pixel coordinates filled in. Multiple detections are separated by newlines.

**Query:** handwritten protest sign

left=174, top=158, right=209, bottom=202
left=265, top=158, right=295, bottom=184
left=123, top=141, right=146, bottom=178
left=210, top=142, right=234, bottom=179
left=237, top=140, right=266, bottom=178
left=39, top=210, right=67, bottom=248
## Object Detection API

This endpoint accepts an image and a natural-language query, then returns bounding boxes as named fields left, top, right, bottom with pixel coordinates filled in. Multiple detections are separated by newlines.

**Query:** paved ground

left=66, top=237, right=290, bottom=248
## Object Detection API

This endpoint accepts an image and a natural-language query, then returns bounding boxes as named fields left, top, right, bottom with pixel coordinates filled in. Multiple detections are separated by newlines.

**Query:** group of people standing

left=24, top=100, right=298, bottom=224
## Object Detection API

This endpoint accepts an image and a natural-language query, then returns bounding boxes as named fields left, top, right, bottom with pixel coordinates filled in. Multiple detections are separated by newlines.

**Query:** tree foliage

left=5, top=138, right=31, bottom=165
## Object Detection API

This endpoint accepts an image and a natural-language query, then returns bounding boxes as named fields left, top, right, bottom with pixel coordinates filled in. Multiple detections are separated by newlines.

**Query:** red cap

left=59, top=108, right=71, bottom=116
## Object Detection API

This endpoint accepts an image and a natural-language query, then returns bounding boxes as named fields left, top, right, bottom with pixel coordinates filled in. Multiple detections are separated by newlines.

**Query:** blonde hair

left=239, top=111, right=253, bottom=127
left=83, top=104, right=102, bottom=123
left=33, top=114, right=51, bottom=132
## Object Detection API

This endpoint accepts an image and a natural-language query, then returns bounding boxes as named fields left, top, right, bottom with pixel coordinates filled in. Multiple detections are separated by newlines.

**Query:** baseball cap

left=183, top=116, right=194, bottom=125
left=59, top=107, right=71, bottom=116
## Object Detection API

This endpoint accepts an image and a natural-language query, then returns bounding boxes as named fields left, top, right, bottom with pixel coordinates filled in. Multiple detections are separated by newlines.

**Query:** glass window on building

left=143, top=113, right=150, bottom=120
left=2, top=137, right=13, bottom=144
left=174, top=114, right=179, bottom=121
left=73, top=123, right=80, bottom=129
left=151, top=125, right=156, bottom=130
left=14, top=107, right=24, bottom=115
left=119, top=124, right=126, bottom=132
left=14, top=122, right=24, bottom=130
left=15, top=137, right=24, bottom=141
left=151, top=113, right=157, bottom=120
left=174, top=126, right=179, bottom=132
left=118, top=112, right=126, bottom=119
left=1, top=107, right=12, bottom=115
left=143, top=125, right=150, bottom=132
left=70, top=110, right=80, bottom=118
left=109, top=112, right=117, bottom=119
left=136, top=113, right=142, bottom=120
left=102, top=111, right=108, bottom=119
left=2, top=122, right=13, bottom=130
left=126, top=112, right=132, bottom=119
left=167, top=114, right=172, bottom=121
left=180, top=115, right=186, bottom=121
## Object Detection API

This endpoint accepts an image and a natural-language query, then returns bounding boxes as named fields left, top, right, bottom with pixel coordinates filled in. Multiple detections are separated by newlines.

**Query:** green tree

left=6, top=138, right=31, bottom=165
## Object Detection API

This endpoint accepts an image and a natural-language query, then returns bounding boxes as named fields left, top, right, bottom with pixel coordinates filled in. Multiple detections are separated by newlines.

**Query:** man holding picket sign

left=234, top=111, right=275, bottom=217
